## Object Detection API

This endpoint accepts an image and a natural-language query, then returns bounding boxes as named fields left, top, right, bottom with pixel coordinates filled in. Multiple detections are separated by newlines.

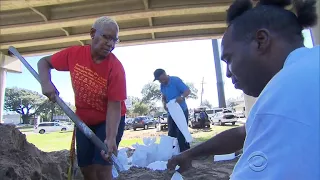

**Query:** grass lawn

left=26, top=125, right=240, bottom=152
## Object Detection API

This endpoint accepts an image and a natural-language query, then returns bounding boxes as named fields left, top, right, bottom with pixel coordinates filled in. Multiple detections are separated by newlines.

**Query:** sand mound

left=0, top=124, right=75, bottom=180
left=0, top=124, right=237, bottom=180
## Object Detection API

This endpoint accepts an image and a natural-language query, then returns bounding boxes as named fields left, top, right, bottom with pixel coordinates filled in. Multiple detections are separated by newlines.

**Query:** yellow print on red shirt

left=71, top=64, right=108, bottom=112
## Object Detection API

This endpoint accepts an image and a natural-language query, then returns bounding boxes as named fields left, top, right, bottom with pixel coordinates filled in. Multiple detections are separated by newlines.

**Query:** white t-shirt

left=231, top=46, right=320, bottom=180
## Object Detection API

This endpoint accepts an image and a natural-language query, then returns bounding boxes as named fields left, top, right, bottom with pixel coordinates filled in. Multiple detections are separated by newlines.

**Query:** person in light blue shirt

left=167, top=0, right=319, bottom=179
left=153, top=68, right=191, bottom=152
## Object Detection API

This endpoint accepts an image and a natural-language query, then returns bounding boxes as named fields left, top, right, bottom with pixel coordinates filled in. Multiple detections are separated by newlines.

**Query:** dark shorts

left=116, top=115, right=126, bottom=147
left=76, top=121, right=112, bottom=167
left=76, top=116, right=126, bottom=167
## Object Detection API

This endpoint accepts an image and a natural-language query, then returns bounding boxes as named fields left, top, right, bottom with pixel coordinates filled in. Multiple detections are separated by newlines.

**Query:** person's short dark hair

left=226, top=0, right=318, bottom=43
left=153, top=69, right=166, bottom=81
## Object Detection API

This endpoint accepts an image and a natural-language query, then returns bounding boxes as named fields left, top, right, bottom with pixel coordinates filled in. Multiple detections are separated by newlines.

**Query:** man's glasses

left=96, top=30, right=120, bottom=44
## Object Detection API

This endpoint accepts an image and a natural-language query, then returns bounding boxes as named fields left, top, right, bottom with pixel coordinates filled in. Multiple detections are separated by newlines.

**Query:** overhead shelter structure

left=0, top=0, right=319, bottom=120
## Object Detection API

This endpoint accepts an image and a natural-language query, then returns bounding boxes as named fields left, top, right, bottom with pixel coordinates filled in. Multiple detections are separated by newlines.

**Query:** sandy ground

left=1, top=124, right=238, bottom=180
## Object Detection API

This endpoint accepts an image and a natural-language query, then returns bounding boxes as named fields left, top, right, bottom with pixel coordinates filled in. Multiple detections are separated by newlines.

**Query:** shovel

left=8, top=46, right=125, bottom=172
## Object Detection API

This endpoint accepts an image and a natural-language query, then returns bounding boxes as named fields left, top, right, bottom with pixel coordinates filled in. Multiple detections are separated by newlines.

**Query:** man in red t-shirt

left=37, top=16, right=126, bottom=180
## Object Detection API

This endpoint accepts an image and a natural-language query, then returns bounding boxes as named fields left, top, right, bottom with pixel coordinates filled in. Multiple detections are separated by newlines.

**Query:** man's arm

left=38, top=56, right=53, bottom=84
left=168, top=125, right=246, bottom=172
left=186, top=125, right=246, bottom=158
left=106, top=101, right=121, bottom=141
left=102, top=59, right=127, bottom=159
left=181, top=89, right=191, bottom=98
left=176, top=77, right=190, bottom=98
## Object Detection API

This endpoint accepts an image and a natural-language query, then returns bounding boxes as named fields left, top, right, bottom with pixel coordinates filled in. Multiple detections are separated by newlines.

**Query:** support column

left=0, top=54, right=7, bottom=123
left=310, top=0, right=320, bottom=45
left=212, top=39, right=226, bottom=108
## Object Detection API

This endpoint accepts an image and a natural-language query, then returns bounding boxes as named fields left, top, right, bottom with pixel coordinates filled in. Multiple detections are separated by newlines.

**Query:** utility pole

left=212, top=39, right=226, bottom=108
left=200, top=77, right=205, bottom=106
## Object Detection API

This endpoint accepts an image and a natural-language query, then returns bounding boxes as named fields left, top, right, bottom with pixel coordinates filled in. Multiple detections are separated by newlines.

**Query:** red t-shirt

left=121, top=101, right=126, bottom=116
left=51, top=45, right=127, bottom=125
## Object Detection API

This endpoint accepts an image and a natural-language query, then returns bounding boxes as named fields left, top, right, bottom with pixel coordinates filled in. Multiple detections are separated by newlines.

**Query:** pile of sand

left=0, top=124, right=79, bottom=180
left=0, top=124, right=237, bottom=180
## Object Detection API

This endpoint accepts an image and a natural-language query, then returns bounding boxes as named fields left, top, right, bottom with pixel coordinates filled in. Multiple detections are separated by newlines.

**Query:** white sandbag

left=142, top=137, right=158, bottom=165
left=118, top=148, right=129, bottom=166
left=132, top=138, right=159, bottom=167
left=167, top=100, right=193, bottom=143
left=112, top=165, right=119, bottom=178
left=132, top=144, right=149, bottom=167
left=143, top=137, right=156, bottom=146
left=171, top=171, right=184, bottom=180
left=147, top=161, right=168, bottom=171
left=214, top=153, right=236, bottom=162
left=146, top=143, right=158, bottom=165
left=157, top=135, right=175, bottom=161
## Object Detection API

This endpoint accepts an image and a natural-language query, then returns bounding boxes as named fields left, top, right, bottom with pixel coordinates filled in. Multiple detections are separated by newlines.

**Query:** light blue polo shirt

left=231, top=46, right=320, bottom=180
left=160, top=76, right=189, bottom=111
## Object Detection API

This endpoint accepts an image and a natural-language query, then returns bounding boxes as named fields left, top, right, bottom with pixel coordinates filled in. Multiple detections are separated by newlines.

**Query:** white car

left=211, top=111, right=238, bottom=126
left=34, top=122, right=73, bottom=134
left=206, top=108, right=224, bottom=120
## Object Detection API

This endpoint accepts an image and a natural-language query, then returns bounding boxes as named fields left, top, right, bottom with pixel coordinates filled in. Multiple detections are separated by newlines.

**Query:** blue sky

left=6, top=29, right=314, bottom=109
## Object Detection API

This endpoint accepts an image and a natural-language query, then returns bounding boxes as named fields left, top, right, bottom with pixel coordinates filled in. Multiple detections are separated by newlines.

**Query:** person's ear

left=90, top=28, right=96, bottom=39
left=254, top=29, right=271, bottom=52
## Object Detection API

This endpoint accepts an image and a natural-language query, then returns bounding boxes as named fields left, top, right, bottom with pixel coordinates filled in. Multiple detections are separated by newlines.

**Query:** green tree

left=141, top=83, right=162, bottom=103
left=40, top=101, right=75, bottom=122
left=132, top=102, right=149, bottom=116
left=186, top=82, right=198, bottom=99
left=4, top=87, right=49, bottom=124
left=226, top=98, right=239, bottom=108
left=202, top=100, right=213, bottom=109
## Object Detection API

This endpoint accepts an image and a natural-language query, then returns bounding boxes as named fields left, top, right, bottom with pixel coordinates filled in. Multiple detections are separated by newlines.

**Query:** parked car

left=124, top=118, right=134, bottom=130
left=189, top=110, right=211, bottom=129
left=132, top=116, right=157, bottom=131
left=34, top=122, right=73, bottom=134
left=156, top=113, right=168, bottom=130
left=211, top=110, right=238, bottom=126
left=205, top=108, right=224, bottom=120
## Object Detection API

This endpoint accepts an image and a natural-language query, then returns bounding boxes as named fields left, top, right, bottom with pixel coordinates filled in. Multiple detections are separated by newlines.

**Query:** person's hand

left=175, top=96, right=184, bottom=104
left=41, top=81, right=59, bottom=102
left=167, top=153, right=192, bottom=173
left=101, top=138, right=118, bottom=162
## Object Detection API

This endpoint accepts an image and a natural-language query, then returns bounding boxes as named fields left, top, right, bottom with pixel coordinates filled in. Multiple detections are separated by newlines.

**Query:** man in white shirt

left=168, top=0, right=319, bottom=179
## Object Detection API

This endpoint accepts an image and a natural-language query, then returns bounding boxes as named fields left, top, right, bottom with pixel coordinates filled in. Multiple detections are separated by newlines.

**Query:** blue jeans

left=168, top=110, right=190, bottom=152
